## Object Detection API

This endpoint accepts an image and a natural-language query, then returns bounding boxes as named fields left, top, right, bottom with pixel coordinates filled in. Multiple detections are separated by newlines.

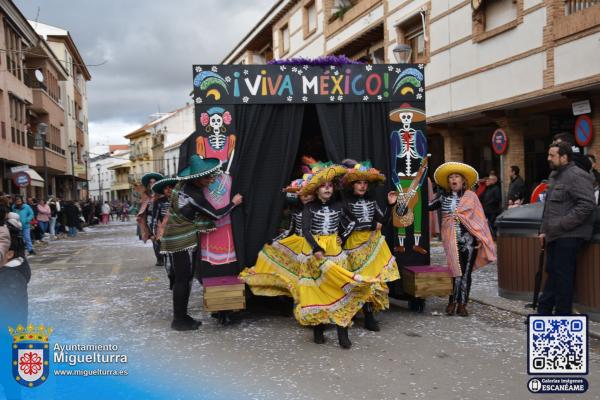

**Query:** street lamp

left=393, top=44, right=412, bottom=64
left=68, top=142, right=77, bottom=200
left=96, top=163, right=102, bottom=202
left=82, top=151, right=89, bottom=200
left=35, top=123, right=49, bottom=199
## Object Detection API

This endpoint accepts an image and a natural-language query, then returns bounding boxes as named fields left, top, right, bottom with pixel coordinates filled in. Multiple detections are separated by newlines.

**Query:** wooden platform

left=401, top=265, right=453, bottom=298
left=202, top=276, right=246, bottom=312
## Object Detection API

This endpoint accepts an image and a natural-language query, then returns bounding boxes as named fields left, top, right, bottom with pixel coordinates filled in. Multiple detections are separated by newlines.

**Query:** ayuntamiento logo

left=9, top=324, right=52, bottom=388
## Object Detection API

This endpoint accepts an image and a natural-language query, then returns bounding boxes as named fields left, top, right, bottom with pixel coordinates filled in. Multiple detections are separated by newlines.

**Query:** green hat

left=151, top=177, right=180, bottom=194
left=141, top=172, right=164, bottom=187
left=178, top=155, right=221, bottom=181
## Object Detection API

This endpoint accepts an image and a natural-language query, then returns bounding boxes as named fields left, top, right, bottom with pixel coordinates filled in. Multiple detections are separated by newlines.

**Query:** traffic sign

left=530, top=182, right=548, bottom=203
left=574, top=115, right=593, bottom=147
left=12, top=171, right=31, bottom=188
left=491, top=129, right=508, bottom=155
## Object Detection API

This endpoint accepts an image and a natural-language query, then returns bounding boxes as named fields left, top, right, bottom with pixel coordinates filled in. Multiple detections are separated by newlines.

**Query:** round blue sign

left=13, top=172, right=31, bottom=187
left=491, top=129, right=508, bottom=155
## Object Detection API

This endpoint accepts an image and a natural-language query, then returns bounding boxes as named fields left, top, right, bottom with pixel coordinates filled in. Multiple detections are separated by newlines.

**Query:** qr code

left=528, top=316, right=587, bottom=375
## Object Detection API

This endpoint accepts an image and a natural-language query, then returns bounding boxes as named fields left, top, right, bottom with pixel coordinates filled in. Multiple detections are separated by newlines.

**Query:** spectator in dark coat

left=538, top=142, right=595, bottom=315
left=480, top=174, right=501, bottom=236
left=507, top=165, right=525, bottom=208
left=64, top=201, right=80, bottom=237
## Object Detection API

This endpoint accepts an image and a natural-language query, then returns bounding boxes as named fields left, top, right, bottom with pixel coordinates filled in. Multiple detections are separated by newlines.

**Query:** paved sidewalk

left=429, top=240, right=600, bottom=338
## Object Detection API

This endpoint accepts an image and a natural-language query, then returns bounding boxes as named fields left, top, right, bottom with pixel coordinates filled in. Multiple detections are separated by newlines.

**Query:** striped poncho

left=160, top=185, right=215, bottom=254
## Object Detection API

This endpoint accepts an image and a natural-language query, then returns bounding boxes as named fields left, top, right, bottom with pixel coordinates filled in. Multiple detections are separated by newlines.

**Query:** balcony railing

left=565, top=0, right=600, bottom=15
left=24, top=73, right=47, bottom=91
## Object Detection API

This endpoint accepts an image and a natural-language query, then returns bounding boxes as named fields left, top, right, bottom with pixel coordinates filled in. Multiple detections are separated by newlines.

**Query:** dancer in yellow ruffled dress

left=340, top=160, right=400, bottom=331
left=239, top=177, right=314, bottom=298
left=241, top=163, right=378, bottom=348
left=296, top=163, right=380, bottom=349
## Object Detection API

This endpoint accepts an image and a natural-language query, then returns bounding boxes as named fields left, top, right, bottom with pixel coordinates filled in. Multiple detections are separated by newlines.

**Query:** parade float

left=178, top=58, right=450, bottom=311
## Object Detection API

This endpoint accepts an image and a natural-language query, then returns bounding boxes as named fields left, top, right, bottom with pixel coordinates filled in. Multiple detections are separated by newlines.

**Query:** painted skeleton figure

left=208, top=113, right=227, bottom=150
left=390, top=103, right=428, bottom=254
left=200, top=107, right=233, bottom=152
left=397, top=111, right=421, bottom=177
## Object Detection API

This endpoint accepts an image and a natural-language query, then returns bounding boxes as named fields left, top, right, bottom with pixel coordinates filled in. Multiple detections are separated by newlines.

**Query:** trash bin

left=496, top=204, right=600, bottom=319
left=495, top=203, right=545, bottom=301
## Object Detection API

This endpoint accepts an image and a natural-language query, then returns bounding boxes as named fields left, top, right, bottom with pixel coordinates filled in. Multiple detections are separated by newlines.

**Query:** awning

left=25, top=169, right=44, bottom=188
left=111, top=183, right=131, bottom=191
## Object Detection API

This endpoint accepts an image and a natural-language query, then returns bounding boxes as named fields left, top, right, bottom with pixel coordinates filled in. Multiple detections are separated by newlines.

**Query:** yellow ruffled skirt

left=240, top=234, right=376, bottom=327
left=239, top=234, right=308, bottom=298
left=343, top=230, right=400, bottom=311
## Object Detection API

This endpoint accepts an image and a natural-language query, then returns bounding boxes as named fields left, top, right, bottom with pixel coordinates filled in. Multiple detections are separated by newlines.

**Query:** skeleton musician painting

left=159, top=60, right=495, bottom=343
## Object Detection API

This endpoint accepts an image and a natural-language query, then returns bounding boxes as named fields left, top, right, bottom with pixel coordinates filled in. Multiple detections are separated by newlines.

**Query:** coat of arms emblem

left=9, top=324, right=52, bottom=388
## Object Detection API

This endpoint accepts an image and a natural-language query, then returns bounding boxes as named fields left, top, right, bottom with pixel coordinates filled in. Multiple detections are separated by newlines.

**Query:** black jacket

left=481, top=183, right=501, bottom=217
left=64, top=203, right=80, bottom=226
left=507, top=175, right=525, bottom=203
left=540, top=162, right=595, bottom=242
left=573, top=152, right=592, bottom=173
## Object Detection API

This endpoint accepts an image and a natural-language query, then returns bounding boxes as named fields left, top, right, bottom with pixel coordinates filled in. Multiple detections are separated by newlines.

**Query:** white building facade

left=223, top=0, right=600, bottom=193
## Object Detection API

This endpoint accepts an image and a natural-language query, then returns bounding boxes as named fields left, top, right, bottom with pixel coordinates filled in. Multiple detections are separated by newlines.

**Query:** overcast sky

left=14, top=0, right=274, bottom=150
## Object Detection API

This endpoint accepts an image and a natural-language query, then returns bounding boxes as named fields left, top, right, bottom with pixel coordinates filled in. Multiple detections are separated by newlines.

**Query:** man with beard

left=537, top=142, right=595, bottom=315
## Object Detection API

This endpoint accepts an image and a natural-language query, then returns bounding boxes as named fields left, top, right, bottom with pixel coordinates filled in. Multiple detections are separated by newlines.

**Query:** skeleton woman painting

left=195, top=106, right=238, bottom=277
left=390, top=103, right=428, bottom=255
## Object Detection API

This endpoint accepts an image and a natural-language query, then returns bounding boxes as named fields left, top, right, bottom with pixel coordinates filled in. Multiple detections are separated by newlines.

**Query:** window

left=280, top=24, right=290, bottom=56
left=330, top=0, right=354, bottom=20
left=304, top=1, right=317, bottom=38
left=484, top=0, right=517, bottom=31
left=8, top=95, right=26, bottom=146
left=397, top=15, right=427, bottom=63
left=370, top=47, right=385, bottom=64
left=253, top=44, right=274, bottom=64
left=4, top=24, right=23, bottom=81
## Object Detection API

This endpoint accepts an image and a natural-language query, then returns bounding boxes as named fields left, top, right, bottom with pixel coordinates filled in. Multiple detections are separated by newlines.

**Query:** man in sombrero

left=160, top=155, right=243, bottom=331
left=426, top=162, right=496, bottom=317
left=340, top=160, right=399, bottom=332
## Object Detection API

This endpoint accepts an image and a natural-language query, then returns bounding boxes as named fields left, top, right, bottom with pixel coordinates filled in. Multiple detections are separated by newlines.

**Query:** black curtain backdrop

left=230, top=104, right=305, bottom=268
left=178, top=103, right=395, bottom=270
left=316, top=102, right=392, bottom=205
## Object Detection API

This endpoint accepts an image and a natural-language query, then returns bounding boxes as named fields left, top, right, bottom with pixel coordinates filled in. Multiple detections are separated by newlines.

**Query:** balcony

left=34, top=147, right=67, bottom=173
left=564, top=0, right=600, bottom=15
left=555, top=0, right=600, bottom=39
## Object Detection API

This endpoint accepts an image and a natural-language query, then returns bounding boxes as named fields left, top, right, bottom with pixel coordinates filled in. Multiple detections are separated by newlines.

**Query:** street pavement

left=24, top=222, right=600, bottom=400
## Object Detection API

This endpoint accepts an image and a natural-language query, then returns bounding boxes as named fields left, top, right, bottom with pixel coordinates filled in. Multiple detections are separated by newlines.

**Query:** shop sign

left=572, top=100, right=591, bottom=116
left=10, top=165, right=29, bottom=173
left=491, top=128, right=508, bottom=155
left=12, top=172, right=31, bottom=188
